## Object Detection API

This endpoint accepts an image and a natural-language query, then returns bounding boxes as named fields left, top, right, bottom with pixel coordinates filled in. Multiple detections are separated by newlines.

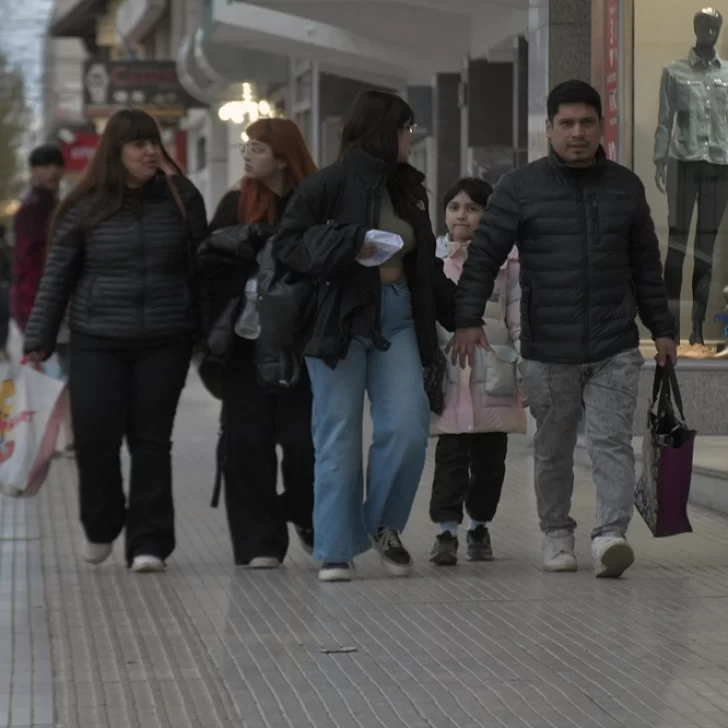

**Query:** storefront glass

left=632, top=1, right=728, bottom=358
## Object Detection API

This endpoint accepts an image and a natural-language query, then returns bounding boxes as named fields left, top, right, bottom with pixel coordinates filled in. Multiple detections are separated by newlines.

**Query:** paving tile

left=2, top=370, right=728, bottom=727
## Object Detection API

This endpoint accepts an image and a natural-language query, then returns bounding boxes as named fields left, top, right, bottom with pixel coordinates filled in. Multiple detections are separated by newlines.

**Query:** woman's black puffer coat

left=23, top=173, right=207, bottom=354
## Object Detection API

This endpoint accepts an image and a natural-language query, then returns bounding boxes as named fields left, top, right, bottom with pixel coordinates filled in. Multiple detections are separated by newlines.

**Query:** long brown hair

left=49, top=109, right=181, bottom=242
left=239, top=118, right=317, bottom=224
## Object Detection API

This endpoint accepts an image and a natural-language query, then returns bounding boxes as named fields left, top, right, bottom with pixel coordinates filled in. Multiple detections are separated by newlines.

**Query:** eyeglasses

left=239, top=142, right=266, bottom=155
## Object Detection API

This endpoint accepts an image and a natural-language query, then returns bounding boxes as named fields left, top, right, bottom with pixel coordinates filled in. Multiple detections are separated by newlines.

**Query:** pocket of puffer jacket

left=484, top=345, right=518, bottom=397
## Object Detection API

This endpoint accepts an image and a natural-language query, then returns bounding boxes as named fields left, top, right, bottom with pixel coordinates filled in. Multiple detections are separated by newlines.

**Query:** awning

left=50, top=0, right=107, bottom=38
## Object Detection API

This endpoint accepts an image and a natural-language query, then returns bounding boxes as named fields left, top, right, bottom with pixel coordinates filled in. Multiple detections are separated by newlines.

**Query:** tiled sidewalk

left=2, top=371, right=728, bottom=728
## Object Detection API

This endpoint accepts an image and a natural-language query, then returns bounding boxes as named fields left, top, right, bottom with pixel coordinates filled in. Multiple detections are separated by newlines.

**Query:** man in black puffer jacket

left=450, top=81, right=676, bottom=580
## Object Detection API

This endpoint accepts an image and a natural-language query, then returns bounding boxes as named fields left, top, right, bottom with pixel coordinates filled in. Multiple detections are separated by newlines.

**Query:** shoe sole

left=430, top=553, right=458, bottom=566
left=595, top=543, right=634, bottom=578
left=466, top=550, right=494, bottom=562
left=319, top=569, right=352, bottom=582
left=83, top=546, right=113, bottom=565
left=381, top=557, right=414, bottom=577
left=245, top=557, right=281, bottom=569
left=131, top=562, right=165, bottom=573
left=543, top=559, right=578, bottom=573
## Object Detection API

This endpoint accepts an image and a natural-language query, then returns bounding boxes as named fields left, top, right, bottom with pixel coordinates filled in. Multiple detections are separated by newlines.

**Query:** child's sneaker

left=466, top=525, right=493, bottom=561
left=429, top=531, right=458, bottom=566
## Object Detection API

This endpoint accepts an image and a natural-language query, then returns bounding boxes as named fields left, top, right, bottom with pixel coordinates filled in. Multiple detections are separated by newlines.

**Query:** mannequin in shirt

left=654, top=8, right=728, bottom=348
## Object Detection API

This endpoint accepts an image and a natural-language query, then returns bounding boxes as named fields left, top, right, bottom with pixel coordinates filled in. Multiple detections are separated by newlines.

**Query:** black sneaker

left=375, top=527, right=414, bottom=577
left=295, top=526, right=314, bottom=555
left=319, top=563, right=352, bottom=582
left=430, top=532, right=459, bottom=566
left=466, top=525, right=493, bottom=562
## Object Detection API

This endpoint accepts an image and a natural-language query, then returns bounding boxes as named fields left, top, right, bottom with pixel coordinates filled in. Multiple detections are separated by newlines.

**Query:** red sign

left=604, top=0, right=619, bottom=161
left=60, top=131, right=100, bottom=173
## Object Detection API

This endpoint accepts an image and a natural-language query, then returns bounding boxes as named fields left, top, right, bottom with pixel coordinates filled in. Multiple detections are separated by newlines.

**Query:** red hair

left=239, top=118, right=317, bottom=224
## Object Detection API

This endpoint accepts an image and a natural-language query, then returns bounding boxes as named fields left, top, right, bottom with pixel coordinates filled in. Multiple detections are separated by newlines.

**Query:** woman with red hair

left=198, top=118, right=317, bottom=567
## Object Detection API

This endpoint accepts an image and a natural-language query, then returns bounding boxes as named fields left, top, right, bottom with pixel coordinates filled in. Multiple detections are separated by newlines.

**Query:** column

left=527, top=0, right=592, bottom=162
left=434, top=73, right=461, bottom=230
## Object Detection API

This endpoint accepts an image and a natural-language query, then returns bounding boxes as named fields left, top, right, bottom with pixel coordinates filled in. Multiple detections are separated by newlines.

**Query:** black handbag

left=254, top=238, right=316, bottom=389
left=423, top=348, right=447, bottom=415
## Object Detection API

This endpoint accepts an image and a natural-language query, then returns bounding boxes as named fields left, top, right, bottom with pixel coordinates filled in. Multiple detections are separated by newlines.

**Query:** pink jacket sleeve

left=505, top=251, right=527, bottom=406
left=505, top=253, right=521, bottom=343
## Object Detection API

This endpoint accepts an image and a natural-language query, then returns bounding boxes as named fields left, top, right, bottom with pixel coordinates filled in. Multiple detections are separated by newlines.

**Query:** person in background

left=11, top=144, right=65, bottom=334
left=23, top=109, right=207, bottom=573
left=429, top=178, right=527, bottom=567
left=274, top=90, right=457, bottom=582
left=197, top=118, right=317, bottom=568
left=449, top=81, right=676, bottom=579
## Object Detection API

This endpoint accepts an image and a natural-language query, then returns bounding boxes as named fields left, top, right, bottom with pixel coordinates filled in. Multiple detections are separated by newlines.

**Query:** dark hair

left=50, top=109, right=181, bottom=242
left=339, top=90, right=414, bottom=164
left=547, top=80, right=602, bottom=121
left=443, top=177, right=493, bottom=212
left=29, top=144, right=65, bottom=168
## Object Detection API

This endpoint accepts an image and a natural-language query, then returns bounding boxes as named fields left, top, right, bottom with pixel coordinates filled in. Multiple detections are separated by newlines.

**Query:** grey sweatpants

left=520, top=348, right=643, bottom=540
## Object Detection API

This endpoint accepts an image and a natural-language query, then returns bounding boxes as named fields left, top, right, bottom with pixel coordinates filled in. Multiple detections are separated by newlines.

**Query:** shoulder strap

left=165, top=175, right=187, bottom=222
left=164, top=175, right=194, bottom=278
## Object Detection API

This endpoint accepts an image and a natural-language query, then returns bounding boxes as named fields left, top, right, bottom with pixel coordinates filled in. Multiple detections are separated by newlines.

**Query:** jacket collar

left=341, top=148, right=425, bottom=188
left=548, top=144, right=607, bottom=172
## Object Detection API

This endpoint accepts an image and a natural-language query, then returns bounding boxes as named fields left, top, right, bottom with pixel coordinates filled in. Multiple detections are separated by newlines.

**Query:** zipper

left=369, top=173, right=384, bottom=334
left=137, top=203, right=147, bottom=334
left=584, top=196, right=597, bottom=359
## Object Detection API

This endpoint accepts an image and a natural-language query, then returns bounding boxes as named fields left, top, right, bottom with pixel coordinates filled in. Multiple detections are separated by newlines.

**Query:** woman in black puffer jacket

left=197, top=118, right=318, bottom=568
left=24, top=109, right=207, bottom=573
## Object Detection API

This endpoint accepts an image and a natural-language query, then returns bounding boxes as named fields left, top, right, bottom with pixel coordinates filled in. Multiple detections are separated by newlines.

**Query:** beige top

left=378, top=188, right=416, bottom=268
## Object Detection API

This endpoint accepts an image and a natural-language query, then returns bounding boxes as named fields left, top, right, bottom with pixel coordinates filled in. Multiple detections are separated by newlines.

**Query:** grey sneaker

left=466, top=525, right=493, bottom=562
left=542, top=531, right=577, bottom=572
left=430, top=532, right=458, bottom=566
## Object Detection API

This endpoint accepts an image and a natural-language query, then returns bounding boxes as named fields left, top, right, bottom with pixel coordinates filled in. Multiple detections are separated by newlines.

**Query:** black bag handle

left=652, top=358, right=686, bottom=422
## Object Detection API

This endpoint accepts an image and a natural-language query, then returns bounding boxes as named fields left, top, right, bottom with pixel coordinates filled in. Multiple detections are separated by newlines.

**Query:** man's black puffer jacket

left=456, top=146, right=675, bottom=364
left=23, top=173, right=207, bottom=355
left=272, top=149, right=456, bottom=368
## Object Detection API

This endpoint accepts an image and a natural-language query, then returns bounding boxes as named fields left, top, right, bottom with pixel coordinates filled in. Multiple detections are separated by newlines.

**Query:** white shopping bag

left=0, top=359, right=68, bottom=498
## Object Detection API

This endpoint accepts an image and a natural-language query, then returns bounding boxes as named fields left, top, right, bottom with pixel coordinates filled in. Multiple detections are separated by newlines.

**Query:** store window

left=632, top=2, right=728, bottom=358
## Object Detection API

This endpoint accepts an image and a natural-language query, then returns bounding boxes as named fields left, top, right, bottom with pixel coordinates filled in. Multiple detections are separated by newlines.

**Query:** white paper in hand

left=357, top=229, right=404, bottom=267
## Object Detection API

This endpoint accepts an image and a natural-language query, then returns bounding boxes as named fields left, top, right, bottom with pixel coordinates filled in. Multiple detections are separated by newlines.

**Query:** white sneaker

left=542, top=531, right=577, bottom=572
left=592, top=537, right=634, bottom=578
left=246, top=556, right=281, bottom=569
left=131, top=555, right=165, bottom=573
left=83, top=541, right=113, bottom=565
left=318, top=563, right=353, bottom=582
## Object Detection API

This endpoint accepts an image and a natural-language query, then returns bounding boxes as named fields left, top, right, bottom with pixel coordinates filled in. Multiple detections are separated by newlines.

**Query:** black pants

left=665, top=160, right=728, bottom=326
left=222, top=338, right=314, bottom=565
left=69, top=335, right=192, bottom=565
left=429, top=433, right=508, bottom=525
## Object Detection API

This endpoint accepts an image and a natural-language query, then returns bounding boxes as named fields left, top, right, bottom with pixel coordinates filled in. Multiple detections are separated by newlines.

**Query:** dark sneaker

left=430, top=532, right=459, bottom=566
left=319, top=563, right=352, bottom=582
left=295, top=526, right=315, bottom=555
left=466, top=525, right=494, bottom=562
left=375, top=527, right=414, bottom=577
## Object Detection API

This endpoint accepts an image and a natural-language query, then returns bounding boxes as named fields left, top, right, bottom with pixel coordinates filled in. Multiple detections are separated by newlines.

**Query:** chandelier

left=218, top=82, right=276, bottom=137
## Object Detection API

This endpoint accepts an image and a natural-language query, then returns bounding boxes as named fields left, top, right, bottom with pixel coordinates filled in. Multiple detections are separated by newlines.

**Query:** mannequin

left=654, top=8, right=728, bottom=346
